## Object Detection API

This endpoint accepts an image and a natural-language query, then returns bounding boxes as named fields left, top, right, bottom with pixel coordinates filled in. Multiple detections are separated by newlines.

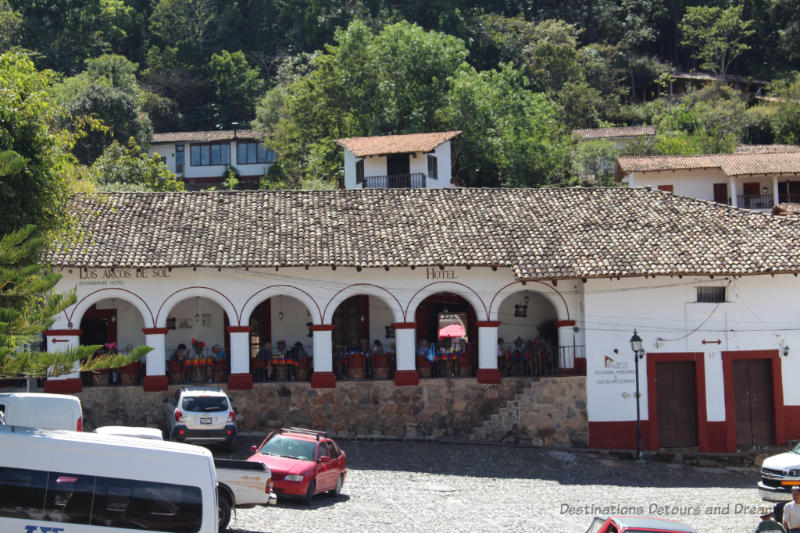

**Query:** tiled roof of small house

left=616, top=151, right=800, bottom=178
left=46, top=188, right=800, bottom=281
left=572, top=125, right=656, bottom=140
left=335, top=132, right=461, bottom=157
left=151, top=130, right=264, bottom=143
left=735, top=144, right=800, bottom=153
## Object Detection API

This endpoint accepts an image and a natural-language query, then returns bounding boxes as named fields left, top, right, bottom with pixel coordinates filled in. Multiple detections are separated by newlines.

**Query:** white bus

left=0, top=425, right=218, bottom=533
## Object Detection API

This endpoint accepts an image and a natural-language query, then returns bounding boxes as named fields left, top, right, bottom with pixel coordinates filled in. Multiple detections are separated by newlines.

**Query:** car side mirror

left=319, top=456, right=330, bottom=463
left=250, top=445, right=258, bottom=454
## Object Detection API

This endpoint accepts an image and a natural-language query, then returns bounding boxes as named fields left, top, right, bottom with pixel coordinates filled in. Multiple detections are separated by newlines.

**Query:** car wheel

left=302, top=479, right=316, bottom=505
left=218, top=492, right=232, bottom=531
left=330, top=474, right=344, bottom=497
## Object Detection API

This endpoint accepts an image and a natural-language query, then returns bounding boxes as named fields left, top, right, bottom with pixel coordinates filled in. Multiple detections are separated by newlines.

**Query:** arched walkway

left=68, top=288, right=155, bottom=329
left=406, top=282, right=489, bottom=321
left=323, top=284, right=404, bottom=324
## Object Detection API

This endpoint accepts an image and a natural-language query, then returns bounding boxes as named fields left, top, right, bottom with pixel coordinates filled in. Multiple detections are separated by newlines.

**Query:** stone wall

left=75, top=376, right=587, bottom=445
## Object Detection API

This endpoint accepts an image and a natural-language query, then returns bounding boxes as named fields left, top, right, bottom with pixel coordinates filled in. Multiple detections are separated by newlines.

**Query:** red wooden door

left=656, top=361, right=698, bottom=447
left=713, top=183, right=728, bottom=204
left=732, top=359, right=774, bottom=446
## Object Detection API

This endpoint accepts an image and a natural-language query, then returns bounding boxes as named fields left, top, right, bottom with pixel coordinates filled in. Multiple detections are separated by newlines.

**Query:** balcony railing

left=779, top=193, right=800, bottom=204
left=737, top=194, right=774, bottom=209
left=362, top=173, right=426, bottom=189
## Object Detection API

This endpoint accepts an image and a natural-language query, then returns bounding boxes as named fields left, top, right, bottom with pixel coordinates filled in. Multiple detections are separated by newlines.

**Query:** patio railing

left=737, top=194, right=774, bottom=209
left=362, top=173, right=426, bottom=189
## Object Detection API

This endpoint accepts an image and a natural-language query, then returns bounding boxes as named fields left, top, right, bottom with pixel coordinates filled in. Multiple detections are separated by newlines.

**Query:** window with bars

left=696, top=286, right=726, bottom=303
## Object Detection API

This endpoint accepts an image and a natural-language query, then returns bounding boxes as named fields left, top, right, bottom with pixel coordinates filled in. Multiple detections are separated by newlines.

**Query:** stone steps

left=470, top=380, right=537, bottom=442
left=470, top=376, right=588, bottom=447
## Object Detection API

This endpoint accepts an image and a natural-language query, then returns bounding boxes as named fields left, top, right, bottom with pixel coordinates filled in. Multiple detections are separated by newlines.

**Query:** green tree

left=89, top=139, right=183, bottom=192
left=751, top=73, right=800, bottom=144
left=0, top=52, right=79, bottom=233
left=0, top=1, right=22, bottom=53
left=254, top=19, right=471, bottom=187
left=9, top=0, right=137, bottom=74
left=680, top=5, right=755, bottom=78
left=438, top=64, right=570, bottom=187
left=0, top=224, right=148, bottom=379
left=208, top=50, right=265, bottom=126
left=570, top=139, right=618, bottom=185
left=53, top=54, right=153, bottom=165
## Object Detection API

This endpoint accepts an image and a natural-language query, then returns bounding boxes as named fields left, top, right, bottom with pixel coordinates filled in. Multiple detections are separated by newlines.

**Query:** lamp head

left=630, top=329, right=643, bottom=353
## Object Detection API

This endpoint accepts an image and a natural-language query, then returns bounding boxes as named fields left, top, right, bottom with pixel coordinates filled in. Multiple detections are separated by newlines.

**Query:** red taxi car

left=586, top=515, right=698, bottom=533
left=247, top=427, right=347, bottom=504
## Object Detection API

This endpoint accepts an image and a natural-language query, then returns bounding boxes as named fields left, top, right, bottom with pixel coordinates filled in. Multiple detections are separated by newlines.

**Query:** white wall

left=94, top=298, right=145, bottom=351
left=341, top=141, right=455, bottom=189
left=629, top=169, right=799, bottom=206
left=584, top=275, right=800, bottom=424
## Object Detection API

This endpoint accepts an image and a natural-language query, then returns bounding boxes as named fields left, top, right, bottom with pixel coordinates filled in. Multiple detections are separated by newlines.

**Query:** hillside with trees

left=2, top=0, right=800, bottom=189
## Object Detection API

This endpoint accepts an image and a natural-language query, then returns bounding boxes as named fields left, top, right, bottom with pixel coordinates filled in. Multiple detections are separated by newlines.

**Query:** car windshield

left=182, top=396, right=228, bottom=412
left=259, top=435, right=316, bottom=461
left=585, top=518, right=606, bottom=533
left=793, top=442, right=800, bottom=454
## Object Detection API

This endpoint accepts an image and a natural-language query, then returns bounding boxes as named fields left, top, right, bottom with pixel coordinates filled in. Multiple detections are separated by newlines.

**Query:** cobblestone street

left=223, top=437, right=767, bottom=533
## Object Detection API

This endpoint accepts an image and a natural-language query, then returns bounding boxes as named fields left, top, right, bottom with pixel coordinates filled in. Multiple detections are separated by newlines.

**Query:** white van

left=0, top=392, right=83, bottom=431
left=0, top=425, right=218, bottom=533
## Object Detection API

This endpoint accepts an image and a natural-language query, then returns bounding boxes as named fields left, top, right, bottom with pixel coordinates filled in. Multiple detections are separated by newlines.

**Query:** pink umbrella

left=438, top=323, right=465, bottom=338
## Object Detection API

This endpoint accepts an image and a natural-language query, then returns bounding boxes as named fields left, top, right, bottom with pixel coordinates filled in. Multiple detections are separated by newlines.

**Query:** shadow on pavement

left=212, top=434, right=758, bottom=490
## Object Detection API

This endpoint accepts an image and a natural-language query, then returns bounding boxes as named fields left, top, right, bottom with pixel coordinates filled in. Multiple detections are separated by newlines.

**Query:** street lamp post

left=630, top=329, right=644, bottom=460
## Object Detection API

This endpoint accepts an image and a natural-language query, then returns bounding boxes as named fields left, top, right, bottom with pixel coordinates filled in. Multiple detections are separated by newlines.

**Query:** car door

left=315, top=442, right=336, bottom=491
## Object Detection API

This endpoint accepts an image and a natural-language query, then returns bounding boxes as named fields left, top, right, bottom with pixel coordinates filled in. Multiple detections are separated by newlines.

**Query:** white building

left=43, top=187, right=800, bottom=453
left=336, top=131, right=460, bottom=189
left=147, top=130, right=276, bottom=190
left=616, top=147, right=800, bottom=210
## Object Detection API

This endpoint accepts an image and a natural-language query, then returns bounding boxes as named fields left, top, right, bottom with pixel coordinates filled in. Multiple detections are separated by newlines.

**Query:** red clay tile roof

left=151, top=130, right=264, bottom=143
left=45, top=188, right=800, bottom=281
left=616, top=152, right=800, bottom=178
left=572, top=126, right=656, bottom=140
left=335, top=132, right=461, bottom=157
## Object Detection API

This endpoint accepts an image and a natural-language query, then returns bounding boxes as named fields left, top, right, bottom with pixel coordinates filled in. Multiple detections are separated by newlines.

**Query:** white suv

left=163, top=387, right=237, bottom=450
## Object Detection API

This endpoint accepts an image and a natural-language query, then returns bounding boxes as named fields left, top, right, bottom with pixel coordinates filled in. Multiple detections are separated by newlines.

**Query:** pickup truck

left=758, top=442, right=800, bottom=502
left=92, top=424, right=276, bottom=530
left=215, top=458, right=278, bottom=530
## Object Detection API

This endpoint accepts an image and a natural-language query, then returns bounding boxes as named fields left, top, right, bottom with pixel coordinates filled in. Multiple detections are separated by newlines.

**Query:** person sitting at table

left=255, top=341, right=272, bottom=381
left=206, top=344, right=227, bottom=383
left=171, top=343, right=189, bottom=362
left=416, top=339, right=429, bottom=358
left=369, top=339, right=386, bottom=378
left=270, top=340, right=288, bottom=380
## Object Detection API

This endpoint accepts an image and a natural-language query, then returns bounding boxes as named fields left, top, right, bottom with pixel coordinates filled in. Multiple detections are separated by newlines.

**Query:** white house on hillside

left=616, top=146, right=800, bottom=210
left=148, top=130, right=276, bottom=190
left=336, top=131, right=460, bottom=189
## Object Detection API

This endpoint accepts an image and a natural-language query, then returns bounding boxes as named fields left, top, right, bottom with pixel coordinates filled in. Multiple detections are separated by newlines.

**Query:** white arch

left=322, top=284, right=404, bottom=324
left=240, top=285, right=322, bottom=325
left=489, top=281, right=570, bottom=322
left=155, top=286, right=238, bottom=328
left=405, top=281, right=489, bottom=321
left=69, top=288, right=155, bottom=329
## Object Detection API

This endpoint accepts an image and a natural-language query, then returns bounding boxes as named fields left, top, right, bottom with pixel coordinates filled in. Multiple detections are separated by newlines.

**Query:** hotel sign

left=77, top=268, right=169, bottom=286
left=425, top=267, right=457, bottom=280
